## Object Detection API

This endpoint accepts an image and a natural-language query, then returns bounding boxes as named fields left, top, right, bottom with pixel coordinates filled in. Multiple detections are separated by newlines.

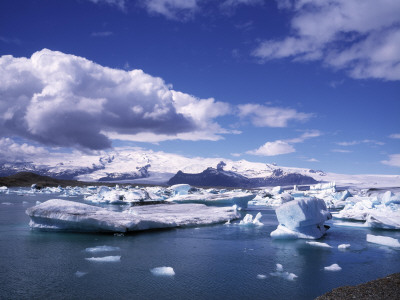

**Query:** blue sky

left=0, top=0, right=399, bottom=174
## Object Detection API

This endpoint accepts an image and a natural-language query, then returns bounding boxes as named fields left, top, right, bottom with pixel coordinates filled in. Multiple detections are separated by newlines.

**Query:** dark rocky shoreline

left=316, top=273, right=400, bottom=300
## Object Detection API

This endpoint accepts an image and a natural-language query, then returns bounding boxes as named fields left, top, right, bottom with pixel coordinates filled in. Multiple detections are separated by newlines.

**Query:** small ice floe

left=333, top=222, right=366, bottom=228
left=150, top=267, right=175, bottom=276
left=239, top=213, right=263, bottom=226
left=35, top=201, right=41, bottom=205
left=1, top=202, right=12, bottom=205
left=84, top=246, right=121, bottom=253
left=366, top=234, right=400, bottom=248
left=324, top=264, right=342, bottom=272
left=306, top=241, right=332, bottom=248
left=75, top=271, right=87, bottom=277
left=338, top=244, right=351, bottom=250
left=85, top=256, right=121, bottom=262
left=257, top=274, right=267, bottom=279
left=270, top=264, right=297, bottom=281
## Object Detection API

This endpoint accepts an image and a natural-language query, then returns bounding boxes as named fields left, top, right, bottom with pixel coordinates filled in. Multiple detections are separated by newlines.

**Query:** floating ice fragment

left=270, top=264, right=297, bottom=281
left=26, top=200, right=240, bottom=232
left=85, top=246, right=121, bottom=253
left=338, top=244, right=351, bottom=250
left=306, top=241, right=332, bottom=248
left=366, top=234, right=400, bottom=248
left=239, top=212, right=263, bottom=226
left=324, top=264, right=342, bottom=271
left=85, top=256, right=121, bottom=262
left=75, top=271, right=87, bottom=277
left=257, top=274, right=267, bottom=279
left=1, top=202, right=12, bottom=205
left=271, top=197, right=331, bottom=239
left=36, top=201, right=41, bottom=205
left=150, top=267, right=175, bottom=276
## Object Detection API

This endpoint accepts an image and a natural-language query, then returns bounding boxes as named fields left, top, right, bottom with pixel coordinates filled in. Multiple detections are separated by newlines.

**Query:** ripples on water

left=0, top=191, right=399, bottom=299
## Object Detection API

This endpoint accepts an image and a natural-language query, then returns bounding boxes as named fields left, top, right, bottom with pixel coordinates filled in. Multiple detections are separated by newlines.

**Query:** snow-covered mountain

left=0, top=148, right=399, bottom=188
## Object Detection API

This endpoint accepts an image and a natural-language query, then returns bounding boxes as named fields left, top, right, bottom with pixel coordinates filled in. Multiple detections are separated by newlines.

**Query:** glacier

left=26, top=199, right=240, bottom=233
left=270, top=197, right=332, bottom=239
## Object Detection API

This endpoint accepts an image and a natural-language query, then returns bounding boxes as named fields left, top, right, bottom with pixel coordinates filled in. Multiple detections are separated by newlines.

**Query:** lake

left=1, top=190, right=399, bottom=299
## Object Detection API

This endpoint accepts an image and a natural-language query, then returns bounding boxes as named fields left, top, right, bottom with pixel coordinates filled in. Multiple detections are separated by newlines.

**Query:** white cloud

left=91, top=31, right=113, bottom=37
left=88, top=0, right=126, bottom=11
left=332, top=149, right=352, bottom=153
left=246, top=130, right=320, bottom=156
left=381, top=154, right=400, bottom=167
left=237, top=104, right=312, bottom=127
left=307, top=158, right=319, bottom=162
left=0, top=49, right=231, bottom=149
left=0, top=138, right=49, bottom=162
left=336, top=139, right=384, bottom=146
left=247, top=140, right=295, bottom=156
left=389, top=133, right=400, bottom=139
left=253, top=0, right=400, bottom=80
left=142, top=0, right=198, bottom=20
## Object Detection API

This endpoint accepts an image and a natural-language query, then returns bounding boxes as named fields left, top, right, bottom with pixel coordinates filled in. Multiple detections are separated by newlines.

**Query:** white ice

left=257, top=274, right=267, bottom=279
left=338, top=244, right=351, bottom=250
left=85, top=246, right=121, bottom=253
left=166, top=191, right=255, bottom=209
left=150, top=267, right=175, bottom=276
left=306, top=241, right=332, bottom=248
left=75, top=271, right=87, bottom=277
left=169, top=184, right=191, bottom=195
left=366, top=234, right=400, bottom=248
left=324, top=264, right=342, bottom=271
left=270, top=264, right=297, bottom=281
left=26, top=199, right=240, bottom=232
left=85, top=256, right=121, bottom=262
left=270, top=197, right=332, bottom=239
left=239, top=212, right=263, bottom=226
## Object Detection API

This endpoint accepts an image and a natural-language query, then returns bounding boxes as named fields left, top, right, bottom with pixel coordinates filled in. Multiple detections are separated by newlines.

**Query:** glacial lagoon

left=1, top=189, right=400, bottom=299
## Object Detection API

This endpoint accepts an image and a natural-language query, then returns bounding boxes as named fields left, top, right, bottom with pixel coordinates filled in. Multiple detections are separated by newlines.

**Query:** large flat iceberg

left=26, top=199, right=240, bottom=233
left=270, top=197, right=332, bottom=239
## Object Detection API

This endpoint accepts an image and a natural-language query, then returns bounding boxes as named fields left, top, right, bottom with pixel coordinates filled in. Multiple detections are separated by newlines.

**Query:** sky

left=0, top=0, right=399, bottom=175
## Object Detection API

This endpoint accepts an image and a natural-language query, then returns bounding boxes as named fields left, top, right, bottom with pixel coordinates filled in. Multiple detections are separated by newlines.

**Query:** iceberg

left=84, top=246, right=121, bottom=253
left=150, top=267, right=175, bottom=276
left=338, top=244, right=351, bottom=250
left=239, top=212, right=263, bottom=226
left=166, top=191, right=255, bottom=209
left=85, top=256, right=121, bottom=262
left=270, top=197, right=332, bottom=239
left=26, top=199, right=240, bottom=233
left=366, top=234, right=400, bottom=248
left=306, top=241, right=332, bottom=248
left=324, top=264, right=342, bottom=271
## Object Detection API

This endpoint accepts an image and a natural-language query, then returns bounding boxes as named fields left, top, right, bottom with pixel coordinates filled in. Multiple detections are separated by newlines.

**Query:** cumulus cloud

left=0, top=138, right=49, bottom=162
left=247, top=130, right=321, bottom=156
left=142, top=0, right=198, bottom=20
left=247, top=140, right=295, bottom=156
left=253, top=0, right=400, bottom=80
left=237, top=104, right=312, bottom=127
left=0, top=49, right=231, bottom=150
left=381, top=154, right=400, bottom=167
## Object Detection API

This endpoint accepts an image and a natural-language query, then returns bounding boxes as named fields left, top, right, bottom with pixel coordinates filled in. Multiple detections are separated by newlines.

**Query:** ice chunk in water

left=85, top=256, right=121, bottom=262
left=257, top=274, right=267, bottom=279
left=270, top=264, right=297, bottom=281
left=271, top=197, right=331, bottom=239
left=239, top=212, right=263, bottom=226
left=26, top=199, right=240, bottom=233
left=75, top=271, right=87, bottom=277
left=85, top=246, right=121, bottom=253
left=306, top=241, right=332, bottom=248
left=338, top=244, right=351, bottom=250
left=169, top=184, right=191, bottom=195
left=366, top=234, right=400, bottom=248
left=324, top=264, right=342, bottom=271
left=150, top=267, right=175, bottom=276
